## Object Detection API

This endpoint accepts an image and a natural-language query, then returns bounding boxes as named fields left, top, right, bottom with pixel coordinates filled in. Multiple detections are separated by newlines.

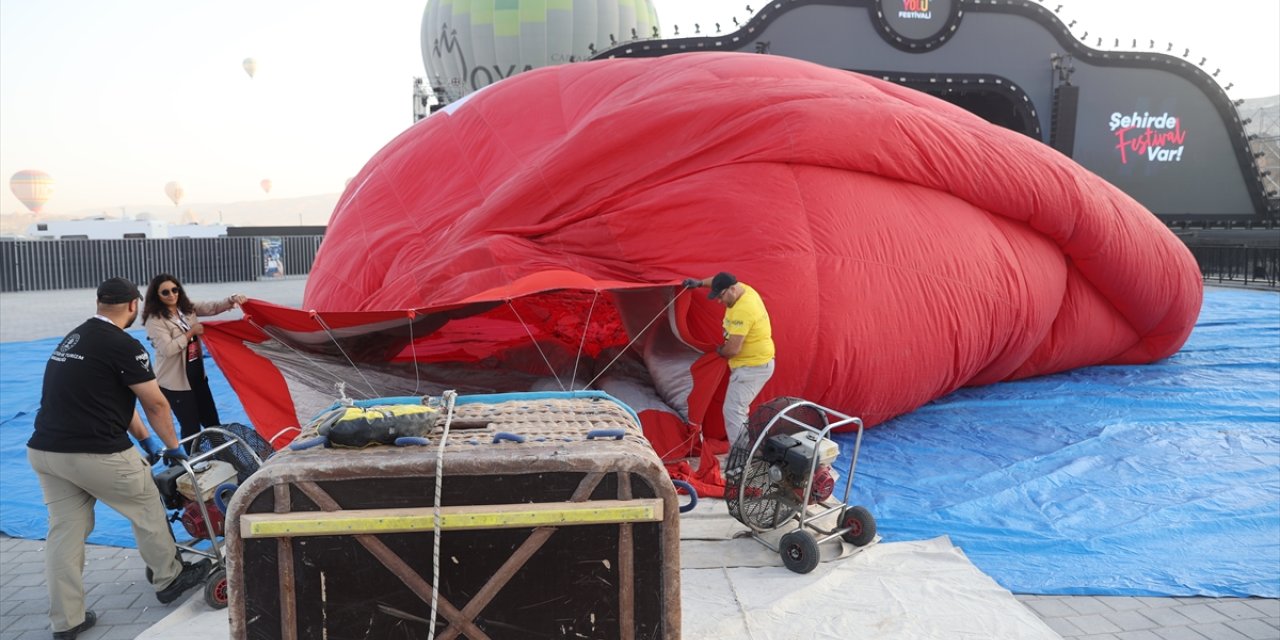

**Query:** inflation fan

left=725, top=397, right=877, bottom=573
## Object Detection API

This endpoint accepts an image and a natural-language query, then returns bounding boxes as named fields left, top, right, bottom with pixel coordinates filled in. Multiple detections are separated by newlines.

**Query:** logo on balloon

left=432, top=26, right=534, bottom=96
left=1109, top=111, right=1188, bottom=164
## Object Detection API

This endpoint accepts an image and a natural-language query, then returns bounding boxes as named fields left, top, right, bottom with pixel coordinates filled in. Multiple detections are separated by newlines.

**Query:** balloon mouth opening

left=248, top=286, right=704, bottom=428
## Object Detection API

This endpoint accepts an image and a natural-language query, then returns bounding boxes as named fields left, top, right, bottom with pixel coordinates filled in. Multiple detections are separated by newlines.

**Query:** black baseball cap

left=96, top=277, right=142, bottom=304
left=708, top=272, right=737, bottom=299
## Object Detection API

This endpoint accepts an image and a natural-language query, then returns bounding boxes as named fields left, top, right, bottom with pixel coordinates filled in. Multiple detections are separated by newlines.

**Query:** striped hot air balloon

left=9, top=170, right=54, bottom=214
left=260, top=178, right=272, bottom=194
left=421, top=0, right=659, bottom=104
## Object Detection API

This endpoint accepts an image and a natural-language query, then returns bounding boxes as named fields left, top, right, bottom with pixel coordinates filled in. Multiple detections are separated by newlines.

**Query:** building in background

left=544, top=0, right=1274, bottom=223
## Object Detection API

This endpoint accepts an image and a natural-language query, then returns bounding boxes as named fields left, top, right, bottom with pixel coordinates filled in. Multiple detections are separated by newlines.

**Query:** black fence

left=2, top=235, right=1274, bottom=293
left=1187, top=244, right=1280, bottom=289
left=0, top=236, right=323, bottom=293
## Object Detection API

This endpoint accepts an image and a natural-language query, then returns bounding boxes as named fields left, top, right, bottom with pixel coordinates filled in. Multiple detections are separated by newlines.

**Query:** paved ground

left=0, top=277, right=308, bottom=343
left=1, top=279, right=1277, bottom=639
left=2, top=533, right=1277, bottom=640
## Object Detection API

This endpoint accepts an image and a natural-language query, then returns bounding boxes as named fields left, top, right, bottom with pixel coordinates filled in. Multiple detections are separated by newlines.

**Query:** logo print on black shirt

left=56, top=333, right=80, bottom=355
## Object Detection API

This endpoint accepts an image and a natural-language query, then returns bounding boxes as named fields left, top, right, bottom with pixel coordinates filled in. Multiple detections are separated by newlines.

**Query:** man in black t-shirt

left=27, top=278, right=213, bottom=639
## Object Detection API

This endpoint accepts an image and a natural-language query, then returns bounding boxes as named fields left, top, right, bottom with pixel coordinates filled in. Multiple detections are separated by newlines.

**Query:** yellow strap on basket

left=240, top=498, right=663, bottom=538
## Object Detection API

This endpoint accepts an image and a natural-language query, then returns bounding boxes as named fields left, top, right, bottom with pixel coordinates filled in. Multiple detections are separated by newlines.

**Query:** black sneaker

left=52, top=610, right=96, bottom=639
left=156, top=559, right=212, bottom=604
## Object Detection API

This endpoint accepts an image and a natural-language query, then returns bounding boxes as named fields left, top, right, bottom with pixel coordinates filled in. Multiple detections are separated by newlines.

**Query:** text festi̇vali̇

left=1110, top=111, right=1187, bottom=164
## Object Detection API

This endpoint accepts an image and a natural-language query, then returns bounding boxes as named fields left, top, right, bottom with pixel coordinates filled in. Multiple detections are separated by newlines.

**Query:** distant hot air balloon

left=421, top=0, right=659, bottom=104
left=164, top=181, right=185, bottom=206
left=243, top=58, right=257, bottom=78
left=9, top=170, right=54, bottom=214
left=260, top=179, right=272, bottom=194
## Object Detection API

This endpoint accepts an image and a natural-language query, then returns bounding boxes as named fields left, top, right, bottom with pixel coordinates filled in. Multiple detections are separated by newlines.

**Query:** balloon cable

left=569, top=291, right=600, bottom=391
left=310, top=312, right=379, bottom=398
left=505, top=299, right=567, bottom=392
left=244, top=316, right=356, bottom=393
left=407, top=315, right=422, bottom=396
left=583, top=287, right=686, bottom=391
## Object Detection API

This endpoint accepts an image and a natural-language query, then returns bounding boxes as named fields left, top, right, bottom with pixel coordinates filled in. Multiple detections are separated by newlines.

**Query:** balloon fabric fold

left=203, top=53, right=1202, bottom=496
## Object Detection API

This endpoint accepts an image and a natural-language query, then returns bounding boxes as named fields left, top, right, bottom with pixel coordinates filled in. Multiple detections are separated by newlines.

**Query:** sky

left=1, top=0, right=1277, bottom=218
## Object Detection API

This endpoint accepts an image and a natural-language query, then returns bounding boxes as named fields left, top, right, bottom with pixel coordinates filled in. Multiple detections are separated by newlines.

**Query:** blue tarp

left=832, top=288, right=1280, bottom=597
left=1, top=289, right=1277, bottom=597
left=0, top=328, right=250, bottom=549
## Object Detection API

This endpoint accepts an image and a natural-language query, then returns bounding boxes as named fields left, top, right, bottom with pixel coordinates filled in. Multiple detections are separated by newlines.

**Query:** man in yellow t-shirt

left=682, top=272, right=776, bottom=444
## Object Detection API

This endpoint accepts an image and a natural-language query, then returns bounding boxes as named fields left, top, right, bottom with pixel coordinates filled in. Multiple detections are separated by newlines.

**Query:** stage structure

left=581, top=0, right=1270, bottom=221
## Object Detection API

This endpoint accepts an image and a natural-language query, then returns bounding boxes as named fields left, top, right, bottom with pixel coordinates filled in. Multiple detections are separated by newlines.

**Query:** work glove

left=162, top=446, right=189, bottom=466
left=682, top=278, right=700, bottom=289
left=139, top=435, right=164, bottom=466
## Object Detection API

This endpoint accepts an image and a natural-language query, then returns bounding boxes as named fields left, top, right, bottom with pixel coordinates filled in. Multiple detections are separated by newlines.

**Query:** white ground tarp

left=678, top=499, right=1060, bottom=640
left=141, top=499, right=1060, bottom=640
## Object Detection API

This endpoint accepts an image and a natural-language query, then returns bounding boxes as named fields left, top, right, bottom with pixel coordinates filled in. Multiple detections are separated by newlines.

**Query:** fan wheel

left=840, top=505, right=877, bottom=547
left=779, top=530, right=820, bottom=574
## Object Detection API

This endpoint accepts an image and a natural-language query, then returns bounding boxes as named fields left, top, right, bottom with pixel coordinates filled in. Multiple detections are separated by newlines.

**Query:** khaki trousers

left=723, top=359, right=776, bottom=445
left=27, top=447, right=184, bottom=632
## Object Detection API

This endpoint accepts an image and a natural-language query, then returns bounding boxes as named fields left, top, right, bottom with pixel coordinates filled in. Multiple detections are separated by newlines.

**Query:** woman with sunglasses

left=142, top=274, right=247, bottom=447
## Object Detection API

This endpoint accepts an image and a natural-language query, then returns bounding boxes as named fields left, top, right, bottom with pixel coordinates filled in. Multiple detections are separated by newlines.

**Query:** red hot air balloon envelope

left=203, top=53, right=1202, bottom=495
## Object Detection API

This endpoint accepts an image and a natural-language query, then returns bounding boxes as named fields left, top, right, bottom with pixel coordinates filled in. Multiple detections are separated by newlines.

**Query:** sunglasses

left=159, top=287, right=181, bottom=296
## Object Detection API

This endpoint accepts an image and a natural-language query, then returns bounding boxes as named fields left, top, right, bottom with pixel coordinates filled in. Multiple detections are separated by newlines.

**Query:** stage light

left=1149, top=40, right=1155, bottom=48
left=1068, top=20, right=1076, bottom=27
left=674, top=25, right=680, bottom=35
left=1114, top=38, right=1119, bottom=47
left=1214, top=69, right=1220, bottom=77
left=1236, top=98, right=1246, bottom=106
left=746, top=5, right=753, bottom=13
left=1227, top=83, right=1235, bottom=91
left=1096, top=37, right=1102, bottom=46
left=695, top=23, right=701, bottom=34
left=1166, top=43, right=1173, bottom=52
left=1183, top=48, right=1190, bottom=57
left=1199, top=57, right=1206, bottom=65
left=1055, top=4, right=1062, bottom=12
left=1081, top=31, right=1088, bottom=39
left=1242, top=118, right=1253, bottom=126
left=716, top=23, right=722, bottom=33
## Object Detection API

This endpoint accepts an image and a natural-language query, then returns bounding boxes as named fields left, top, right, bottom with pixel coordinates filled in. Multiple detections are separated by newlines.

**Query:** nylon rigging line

left=569, top=290, right=600, bottom=392
left=309, top=311, right=379, bottom=398
left=243, top=315, right=353, bottom=393
left=504, top=288, right=685, bottom=393
left=407, top=312, right=422, bottom=396
left=505, top=298, right=567, bottom=392
left=583, top=287, right=687, bottom=391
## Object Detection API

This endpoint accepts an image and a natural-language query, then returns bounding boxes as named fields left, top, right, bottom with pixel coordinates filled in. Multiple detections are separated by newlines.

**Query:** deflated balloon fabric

left=295, top=52, right=1200, bottom=439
